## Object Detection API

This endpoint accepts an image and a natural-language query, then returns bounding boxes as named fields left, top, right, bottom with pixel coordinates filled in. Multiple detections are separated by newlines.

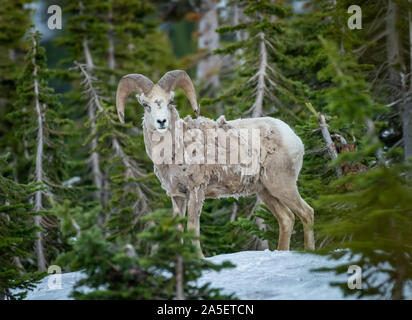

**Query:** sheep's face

left=137, top=86, right=174, bottom=134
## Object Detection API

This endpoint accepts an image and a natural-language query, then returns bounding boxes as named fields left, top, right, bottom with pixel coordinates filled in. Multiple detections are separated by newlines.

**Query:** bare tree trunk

left=386, top=0, right=412, bottom=161
left=390, top=216, right=407, bottom=300
left=256, top=217, right=269, bottom=250
left=405, top=1, right=412, bottom=161
left=82, top=39, right=94, bottom=70
left=251, top=32, right=268, bottom=118
left=12, top=257, right=25, bottom=274
left=197, top=0, right=221, bottom=91
left=176, top=254, right=185, bottom=300
left=79, top=1, right=103, bottom=205
left=107, top=3, right=116, bottom=86
left=402, top=89, right=412, bottom=162
left=233, top=5, right=247, bottom=42
left=107, top=9, right=115, bottom=71
left=386, top=1, right=404, bottom=85
left=248, top=198, right=269, bottom=250
left=230, top=201, right=238, bottom=222
left=392, top=263, right=406, bottom=299
left=319, top=114, right=342, bottom=176
left=8, top=48, right=15, bottom=61
left=253, top=198, right=269, bottom=250
left=32, top=34, right=47, bottom=271
left=319, top=115, right=338, bottom=159
left=305, top=103, right=342, bottom=176
left=246, top=31, right=270, bottom=250
left=88, top=103, right=103, bottom=202
left=219, top=4, right=247, bottom=76
left=409, top=1, right=412, bottom=88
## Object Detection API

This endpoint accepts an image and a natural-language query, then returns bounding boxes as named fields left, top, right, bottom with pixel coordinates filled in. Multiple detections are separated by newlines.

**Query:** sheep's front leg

left=187, top=189, right=205, bottom=258
left=172, top=196, right=186, bottom=232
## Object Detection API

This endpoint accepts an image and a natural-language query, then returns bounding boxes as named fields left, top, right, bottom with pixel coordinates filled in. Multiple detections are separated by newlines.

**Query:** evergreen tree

left=58, top=223, right=165, bottom=300
left=136, top=209, right=235, bottom=299
left=10, top=30, right=71, bottom=271
left=309, top=38, right=412, bottom=300
left=207, top=0, right=304, bottom=118
left=0, top=153, right=43, bottom=300
left=0, top=0, right=33, bottom=178
left=352, top=0, right=412, bottom=161
left=314, top=161, right=412, bottom=299
left=54, top=206, right=234, bottom=299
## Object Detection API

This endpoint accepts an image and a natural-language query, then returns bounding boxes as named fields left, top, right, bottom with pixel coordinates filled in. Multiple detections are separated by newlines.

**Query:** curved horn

left=157, top=70, right=199, bottom=117
left=116, top=74, right=154, bottom=123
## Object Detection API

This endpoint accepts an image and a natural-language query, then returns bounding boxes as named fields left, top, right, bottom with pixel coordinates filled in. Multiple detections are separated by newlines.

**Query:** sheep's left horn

left=157, top=70, right=199, bottom=117
left=116, top=74, right=154, bottom=123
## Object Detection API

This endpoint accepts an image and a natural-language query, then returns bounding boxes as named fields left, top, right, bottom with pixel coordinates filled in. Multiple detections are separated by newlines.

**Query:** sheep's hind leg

left=259, top=188, right=295, bottom=251
left=276, top=186, right=315, bottom=250
left=187, top=190, right=205, bottom=258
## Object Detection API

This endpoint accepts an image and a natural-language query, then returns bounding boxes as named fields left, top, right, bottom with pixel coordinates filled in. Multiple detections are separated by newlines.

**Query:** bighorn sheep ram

left=116, top=70, right=314, bottom=258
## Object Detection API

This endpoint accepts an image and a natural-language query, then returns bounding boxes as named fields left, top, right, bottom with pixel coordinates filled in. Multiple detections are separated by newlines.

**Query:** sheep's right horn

left=157, top=70, right=199, bottom=117
left=116, top=74, right=154, bottom=123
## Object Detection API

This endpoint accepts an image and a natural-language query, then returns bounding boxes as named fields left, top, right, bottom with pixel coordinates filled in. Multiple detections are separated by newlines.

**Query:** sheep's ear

left=167, top=92, right=175, bottom=109
left=136, top=94, right=143, bottom=104
left=136, top=94, right=150, bottom=110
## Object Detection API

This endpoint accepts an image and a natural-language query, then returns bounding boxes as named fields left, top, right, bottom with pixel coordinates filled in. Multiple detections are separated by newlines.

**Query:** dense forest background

left=1, top=0, right=411, bottom=300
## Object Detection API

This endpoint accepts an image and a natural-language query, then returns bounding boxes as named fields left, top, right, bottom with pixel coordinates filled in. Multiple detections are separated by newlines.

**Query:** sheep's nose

left=157, top=119, right=167, bottom=126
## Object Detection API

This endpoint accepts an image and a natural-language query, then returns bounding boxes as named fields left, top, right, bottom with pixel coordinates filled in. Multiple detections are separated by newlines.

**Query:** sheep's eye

left=142, top=102, right=150, bottom=110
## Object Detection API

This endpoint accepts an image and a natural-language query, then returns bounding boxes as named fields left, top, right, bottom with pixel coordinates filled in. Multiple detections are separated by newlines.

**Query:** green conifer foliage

left=0, top=153, right=43, bottom=300
left=309, top=37, right=412, bottom=300
left=0, top=0, right=33, bottom=177
left=10, top=30, right=71, bottom=271
left=314, top=162, right=412, bottom=299
left=54, top=206, right=234, bottom=299
left=209, top=0, right=302, bottom=118
left=64, top=225, right=165, bottom=300
left=137, top=209, right=235, bottom=299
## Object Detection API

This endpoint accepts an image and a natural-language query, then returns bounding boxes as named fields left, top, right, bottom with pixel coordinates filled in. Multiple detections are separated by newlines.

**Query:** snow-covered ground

left=198, top=250, right=349, bottom=299
left=18, top=250, right=410, bottom=300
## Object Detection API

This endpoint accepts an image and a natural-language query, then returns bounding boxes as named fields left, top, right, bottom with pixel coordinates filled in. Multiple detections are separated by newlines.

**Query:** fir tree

left=208, top=0, right=304, bottom=118
left=0, top=153, right=43, bottom=300
left=314, top=161, right=412, bottom=299
left=10, top=30, right=71, bottom=271
left=137, top=209, right=235, bottom=300
left=60, top=224, right=166, bottom=300
left=54, top=206, right=234, bottom=299
left=310, top=38, right=412, bottom=300
left=0, top=0, right=33, bottom=179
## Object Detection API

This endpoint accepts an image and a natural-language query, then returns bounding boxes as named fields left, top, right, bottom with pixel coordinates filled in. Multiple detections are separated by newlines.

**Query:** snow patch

left=15, top=250, right=412, bottom=300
